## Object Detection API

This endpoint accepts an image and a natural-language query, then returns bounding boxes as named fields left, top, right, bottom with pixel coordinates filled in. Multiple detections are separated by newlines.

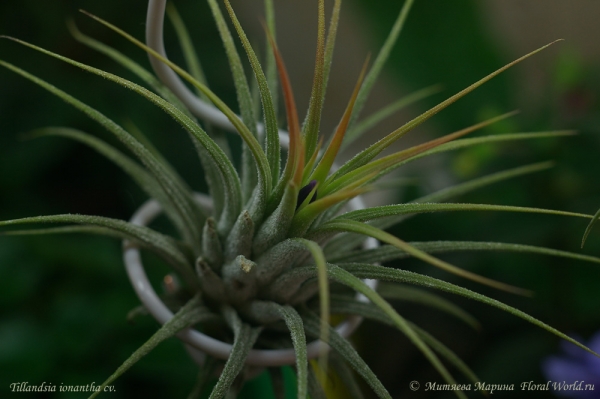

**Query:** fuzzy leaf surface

left=89, top=296, right=215, bottom=399
left=332, top=41, right=562, bottom=182
left=339, top=263, right=600, bottom=357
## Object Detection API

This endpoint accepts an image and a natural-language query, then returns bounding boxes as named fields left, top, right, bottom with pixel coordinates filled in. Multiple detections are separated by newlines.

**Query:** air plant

left=1, top=0, right=599, bottom=398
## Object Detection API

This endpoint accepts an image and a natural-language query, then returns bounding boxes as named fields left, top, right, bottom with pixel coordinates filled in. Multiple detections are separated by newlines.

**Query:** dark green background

left=1, top=1, right=599, bottom=398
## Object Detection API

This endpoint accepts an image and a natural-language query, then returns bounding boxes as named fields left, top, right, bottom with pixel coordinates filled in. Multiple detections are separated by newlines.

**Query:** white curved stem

left=125, top=197, right=328, bottom=366
left=136, top=0, right=380, bottom=366
left=145, top=0, right=289, bottom=147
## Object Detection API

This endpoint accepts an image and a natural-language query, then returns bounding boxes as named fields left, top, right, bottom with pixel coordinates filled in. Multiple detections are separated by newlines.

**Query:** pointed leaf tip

left=581, top=207, right=600, bottom=248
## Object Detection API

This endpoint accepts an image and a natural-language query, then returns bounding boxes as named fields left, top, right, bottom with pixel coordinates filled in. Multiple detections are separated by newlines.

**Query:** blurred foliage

left=351, top=1, right=600, bottom=398
left=1, top=0, right=600, bottom=398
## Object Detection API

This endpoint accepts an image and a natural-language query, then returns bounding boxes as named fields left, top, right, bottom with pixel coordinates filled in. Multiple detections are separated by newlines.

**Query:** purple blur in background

left=542, top=331, right=600, bottom=398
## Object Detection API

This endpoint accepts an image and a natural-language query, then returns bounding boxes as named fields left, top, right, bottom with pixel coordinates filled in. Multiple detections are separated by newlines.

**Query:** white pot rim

left=123, top=195, right=378, bottom=367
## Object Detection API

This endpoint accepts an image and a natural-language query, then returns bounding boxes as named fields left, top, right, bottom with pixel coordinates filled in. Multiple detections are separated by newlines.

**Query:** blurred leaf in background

left=350, top=1, right=600, bottom=397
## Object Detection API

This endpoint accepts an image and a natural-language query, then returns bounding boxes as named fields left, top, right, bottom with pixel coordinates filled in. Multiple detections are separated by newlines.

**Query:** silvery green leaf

left=581, top=206, right=600, bottom=248
left=28, top=127, right=187, bottom=238
left=206, top=0, right=259, bottom=205
left=166, top=3, right=209, bottom=97
left=223, top=0, right=280, bottom=184
left=1, top=225, right=193, bottom=263
left=321, top=0, right=341, bottom=102
left=2, top=38, right=244, bottom=236
left=302, top=0, right=326, bottom=159
left=165, top=15, right=235, bottom=162
left=83, top=10, right=273, bottom=202
left=264, top=258, right=316, bottom=302
left=202, top=217, right=224, bottom=271
left=324, top=264, right=465, bottom=398
left=208, top=308, right=262, bottom=399
left=263, top=0, right=278, bottom=120
left=330, top=42, right=563, bottom=184
left=253, top=182, right=298, bottom=256
left=340, top=262, right=600, bottom=357
left=329, top=353, right=365, bottom=399
left=222, top=255, right=258, bottom=306
left=343, top=85, right=440, bottom=150
left=327, top=295, right=480, bottom=387
left=417, top=161, right=553, bottom=204
left=240, top=301, right=308, bottom=399
left=320, top=219, right=530, bottom=294
left=372, top=133, right=571, bottom=187
left=307, top=366, right=327, bottom=399
left=187, top=357, right=218, bottom=399
left=294, top=238, right=331, bottom=373
left=407, top=131, right=574, bottom=166
left=89, top=295, right=214, bottom=399
left=324, top=161, right=560, bottom=255
left=347, top=0, right=415, bottom=131
left=410, top=324, right=480, bottom=387
left=333, top=202, right=591, bottom=224
left=67, top=19, right=195, bottom=118
left=0, top=58, right=206, bottom=247
left=206, top=0, right=256, bottom=137
left=302, top=310, right=392, bottom=399
left=290, top=278, right=320, bottom=305
left=196, top=258, right=227, bottom=303
left=225, top=211, right=254, bottom=262
left=329, top=241, right=600, bottom=267
left=0, top=214, right=198, bottom=287
left=255, top=238, right=308, bottom=287
left=377, top=285, right=479, bottom=329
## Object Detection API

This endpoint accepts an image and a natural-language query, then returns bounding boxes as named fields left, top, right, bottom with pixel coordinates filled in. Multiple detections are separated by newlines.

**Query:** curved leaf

left=302, top=311, right=392, bottom=399
left=331, top=40, right=562, bottom=183
left=582, top=206, right=600, bottom=248
left=206, top=0, right=258, bottom=205
left=88, top=296, right=215, bottom=399
left=243, top=302, right=308, bottom=399
left=327, top=295, right=480, bottom=386
left=324, top=161, right=559, bottom=255
left=339, top=262, right=600, bottom=358
left=302, top=0, right=327, bottom=159
left=335, top=202, right=591, bottom=224
left=348, top=0, right=415, bottom=130
left=1, top=38, right=243, bottom=235
left=28, top=127, right=188, bottom=236
left=343, top=85, right=441, bottom=150
left=67, top=19, right=194, bottom=119
left=166, top=3, right=209, bottom=95
left=316, top=219, right=531, bottom=294
left=323, top=112, right=515, bottom=195
left=209, top=307, right=261, bottom=399
left=376, top=285, right=479, bottom=329
left=80, top=11, right=272, bottom=202
left=0, top=214, right=197, bottom=287
left=294, top=238, right=330, bottom=374
left=223, top=0, right=280, bottom=184
left=324, top=265, right=466, bottom=399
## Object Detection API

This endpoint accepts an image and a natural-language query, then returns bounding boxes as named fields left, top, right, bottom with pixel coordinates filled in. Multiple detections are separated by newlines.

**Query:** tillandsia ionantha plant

left=2, top=0, right=600, bottom=398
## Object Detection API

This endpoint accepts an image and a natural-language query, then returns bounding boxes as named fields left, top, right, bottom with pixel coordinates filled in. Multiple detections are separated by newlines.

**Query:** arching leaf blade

left=88, top=296, right=215, bottom=399
left=339, top=263, right=600, bottom=358
left=319, top=219, right=531, bottom=295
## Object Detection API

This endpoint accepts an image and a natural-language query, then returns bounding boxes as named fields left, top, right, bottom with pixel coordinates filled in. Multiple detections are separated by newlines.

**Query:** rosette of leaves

left=1, top=0, right=600, bottom=398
